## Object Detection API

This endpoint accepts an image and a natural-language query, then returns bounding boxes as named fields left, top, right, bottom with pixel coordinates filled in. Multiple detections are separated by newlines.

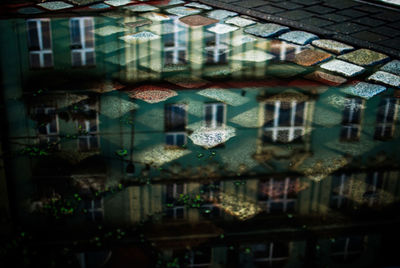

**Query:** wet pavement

left=0, top=0, right=400, bottom=267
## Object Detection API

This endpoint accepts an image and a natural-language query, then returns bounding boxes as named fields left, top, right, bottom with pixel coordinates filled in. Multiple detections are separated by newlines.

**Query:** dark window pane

left=176, top=184, right=184, bottom=195
left=294, top=129, right=302, bottom=141
left=164, top=51, right=173, bottom=65
left=166, top=184, right=174, bottom=202
left=178, top=50, right=186, bottom=64
left=86, top=51, right=95, bottom=65
left=70, top=19, right=81, bottom=46
left=295, top=102, right=305, bottom=126
left=176, top=134, right=185, bottom=146
left=84, top=19, right=94, bottom=48
left=48, top=118, right=57, bottom=133
left=41, top=20, right=51, bottom=49
left=79, top=137, right=88, bottom=151
left=166, top=134, right=174, bottom=145
left=262, top=130, right=272, bottom=144
left=30, top=53, right=40, bottom=68
left=216, top=105, right=224, bottom=126
left=72, top=52, right=82, bottom=66
left=27, top=21, right=39, bottom=50
left=278, top=102, right=291, bottom=126
left=277, top=130, right=289, bottom=143
left=90, top=136, right=98, bottom=149
left=43, top=53, right=53, bottom=67
left=205, top=105, right=212, bottom=127
left=264, top=103, right=275, bottom=127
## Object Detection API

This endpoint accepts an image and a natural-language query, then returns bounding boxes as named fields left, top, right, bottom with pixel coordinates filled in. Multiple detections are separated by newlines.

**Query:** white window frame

left=189, top=248, right=212, bottom=267
left=252, top=243, right=289, bottom=265
left=331, top=174, right=353, bottom=209
left=331, top=237, right=363, bottom=261
left=87, top=198, right=104, bottom=222
left=375, top=98, right=398, bottom=139
left=166, top=132, right=187, bottom=146
left=204, top=103, right=226, bottom=128
left=77, top=104, right=99, bottom=151
left=205, top=31, right=228, bottom=63
left=70, top=17, right=95, bottom=66
left=27, top=19, right=53, bottom=68
left=259, top=178, right=297, bottom=213
left=166, top=183, right=187, bottom=219
left=164, top=18, right=187, bottom=65
left=366, top=171, right=381, bottom=206
left=263, top=100, right=307, bottom=142
left=36, top=107, right=59, bottom=146
left=341, top=98, right=363, bottom=141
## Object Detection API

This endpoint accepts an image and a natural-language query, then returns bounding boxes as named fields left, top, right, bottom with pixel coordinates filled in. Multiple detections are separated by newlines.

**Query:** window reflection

left=70, top=17, right=95, bottom=67
left=258, top=178, right=298, bottom=213
left=27, top=19, right=53, bottom=68
left=165, top=183, right=186, bottom=219
left=163, top=18, right=187, bottom=66
left=374, top=98, right=398, bottom=140
left=263, top=101, right=306, bottom=143
left=340, top=98, right=363, bottom=142
left=35, top=107, right=59, bottom=149
left=165, top=104, right=187, bottom=147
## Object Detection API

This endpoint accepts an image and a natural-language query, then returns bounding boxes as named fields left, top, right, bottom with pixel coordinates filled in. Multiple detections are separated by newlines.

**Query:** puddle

left=0, top=0, right=400, bottom=267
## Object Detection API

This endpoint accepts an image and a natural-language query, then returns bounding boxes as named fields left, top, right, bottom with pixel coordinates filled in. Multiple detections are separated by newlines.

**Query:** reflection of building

left=1, top=11, right=400, bottom=268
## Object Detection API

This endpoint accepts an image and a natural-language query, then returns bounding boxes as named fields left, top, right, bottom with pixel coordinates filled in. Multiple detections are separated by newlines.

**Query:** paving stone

left=388, top=21, right=400, bottom=29
left=179, top=15, right=218, bottom=27
left=370, top=26, right=400, bottom=37
left=325, top=22, right=368, bottom=34
left=96, top=25, right=126, bottom=36
left=311, top=39, right=354, bottom=54
left=278, top=31, right=319, bottom=45
left=293, top=49, right=332, bottom=66
left=320, top=59, right=365, bottom=77
left=224, top=16, right=256, bottom=27
left=120, top=31, right=160, bottom=42
left=17, top=7, right=44, bottom=14
left=367, top=71, right=400, bottom=88
left=166, top=6, right=201, bottom=16
left=380, top=60, right=400, bottom=76
left=292, top=0, right=321, bottom=5
left=271, top=1, right=304, bottom=10
left=304, top=70, right=347, bottom=86
left=159, top=0, right=185, bottom=6
left=124, top=19, right=152, bottom=28
left=184, top=2, right=213, bottom=10
left=379, top=37, right=400, bottom=50
left=207, top=9, right=238, bottom=20
left=299, top=17, right=334, bottom=27
left=304, top=5, right=335, bottom=14
left=354, top=5, right=382, bottom=13
left=372, top=10, right=400, bottom=22
left=69, top=0, right=98, bottom=5
left=208, top=23, right=239, bottom=34
left=37, top=1, right=73, bottom=10
left=276, top=10, right=315, bottom=20
left=244, top=23, right=289, bottom=38
left=336, top=9, right=368, bottom=18
left=229, top=50, right=275, bottom=62
left=342, top=82, right=386, bottom=99
left=255, top=5, right=285, bottom=14
left=323, top=0, right=359, bottom=9
left=351, top=31, right=389, bottom=43
left=103, top=0, right=132, bottom=7
left=227, top=34, right=257, bottom=46
left=318, top=13, right=348, bottom=22
left=89, top=3, right=111, bottom=9
left=353, top=17, right=385, bottom=27
left=125, top=4, right=159, bottom=12
left=234, top=0, right=266, bottom=8
left=141, top=12, right=171, bottom=21
left=337, top=49, right=390, bottom=67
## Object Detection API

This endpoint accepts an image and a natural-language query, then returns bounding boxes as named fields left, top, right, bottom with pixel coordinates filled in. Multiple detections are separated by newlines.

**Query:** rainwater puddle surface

left=1, top=0, right=400, bottom=267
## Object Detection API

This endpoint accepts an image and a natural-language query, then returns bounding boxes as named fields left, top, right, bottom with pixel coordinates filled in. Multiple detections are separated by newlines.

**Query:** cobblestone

left=351, top=31, right=389, bottom=43
left=293, top=49, right=332, bottom=66
left=320, top=59, right=365, bottom=77
left=304, top=70, right=347, bottom=86
left=368, top=71, right=400, bottom=88
left=338, top=49, right=390, bottom=67
left=278, top=31, right=319, bottom=45
left=304, top=5, right=336, bottom=14
left=244, top=23, right=289, bottom=38
left=380, top=60, right=400, bottom=76
left=276, top=10, right=315, bottom=20
left=342, top=82, right=386, bottom=99
left=311, top=39, right=354, bottom=54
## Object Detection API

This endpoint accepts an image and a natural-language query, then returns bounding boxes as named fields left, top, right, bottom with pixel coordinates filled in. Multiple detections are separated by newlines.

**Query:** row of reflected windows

left=35, top=96, right=398, bottom=151
left=26, top=17, right=234, bottom=69
left=162, top=172, right=386, bottom=221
